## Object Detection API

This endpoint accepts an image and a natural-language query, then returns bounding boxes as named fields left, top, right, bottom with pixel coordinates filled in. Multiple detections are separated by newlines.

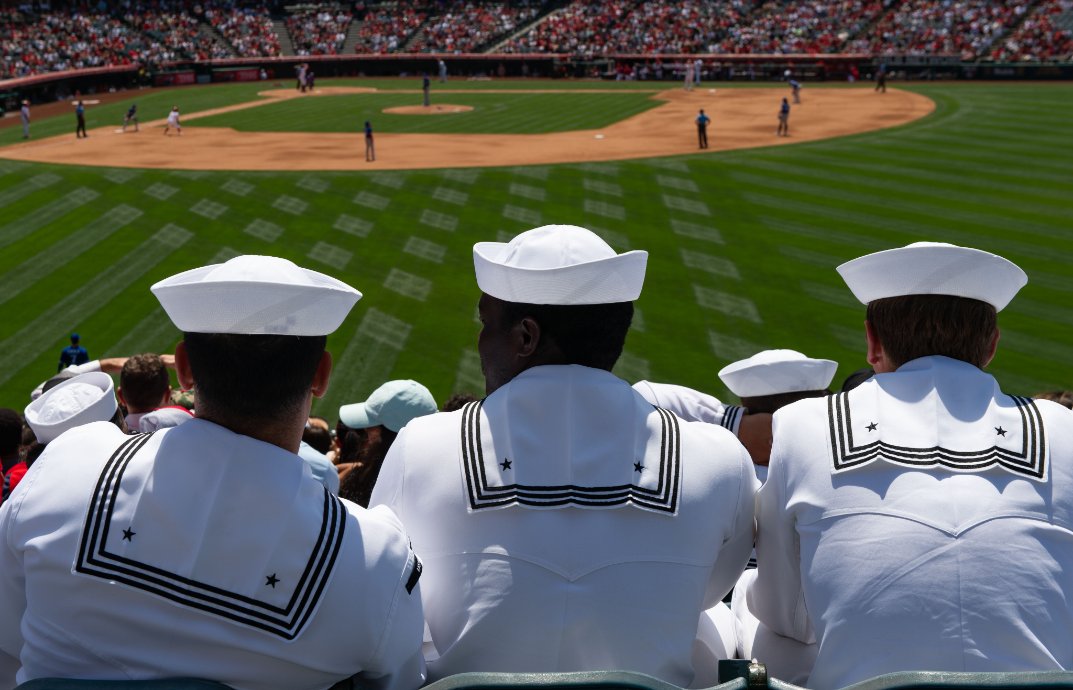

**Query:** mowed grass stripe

left=188, top=92, right=662, bottom=134
left=750, top=193, right=1072, bottom=270
left=0, top=225, right=191, bottom=387
left=756, top=153, right=1073, bottom=207
left=0, top=204, right=142, bottom=309
left=729, top=167, right=1073, bottom=241
left=0, top=188, right=100, bottom=252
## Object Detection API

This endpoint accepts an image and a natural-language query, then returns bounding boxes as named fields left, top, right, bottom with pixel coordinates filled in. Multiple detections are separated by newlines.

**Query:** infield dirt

left=0, top=86, right=933, bottom=171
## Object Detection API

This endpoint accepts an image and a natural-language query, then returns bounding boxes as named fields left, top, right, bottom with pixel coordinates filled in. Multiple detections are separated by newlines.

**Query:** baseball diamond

left=0, top=78, right=1070, bottom=417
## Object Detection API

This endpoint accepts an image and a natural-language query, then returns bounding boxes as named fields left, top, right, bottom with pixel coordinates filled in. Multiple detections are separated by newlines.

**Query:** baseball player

left=163, top=106, right=181, bottom=136
left=777, top=98, right=790, bottom=137
left=789, top=79, right=802, bottom=104
left=123, top=103, right=139, bottom=132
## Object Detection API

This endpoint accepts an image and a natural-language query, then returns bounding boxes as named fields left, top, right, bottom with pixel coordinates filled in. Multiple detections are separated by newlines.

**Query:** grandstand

left=1, top=0, right=1071, bottom=82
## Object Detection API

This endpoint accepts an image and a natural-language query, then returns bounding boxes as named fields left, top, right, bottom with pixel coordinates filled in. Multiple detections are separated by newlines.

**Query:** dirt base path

left=0, top=86, right=933, bottom=171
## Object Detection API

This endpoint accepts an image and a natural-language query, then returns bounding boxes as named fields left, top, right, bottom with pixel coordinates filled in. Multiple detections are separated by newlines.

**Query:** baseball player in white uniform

left=0, top=256, right=426, bottom=690
left=163, top=105, right=181, bottom=136
left=371, top=225, right=758, bottom=686
left=751, top=242, right=1073, bottom=689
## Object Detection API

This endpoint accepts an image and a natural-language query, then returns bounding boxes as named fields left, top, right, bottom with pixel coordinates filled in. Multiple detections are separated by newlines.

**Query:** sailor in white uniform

left=0, top=256, right=425, bottom=690
left=370, top=225, right=758, bottom=687
left=751, top=242, right=1073, bottom=689
left=716, top=350, right=837, bottom=683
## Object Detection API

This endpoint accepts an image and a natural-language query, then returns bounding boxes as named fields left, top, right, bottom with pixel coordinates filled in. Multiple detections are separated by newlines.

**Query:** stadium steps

left=201, top=22, right=237, bottom=57
left=842, top=0, right=901, bottom=51
left=342, top=18, right=363, bottom=54
left=400, top=17, right=433, bottom=52
left=484, top=0, right=574, bottom=54
left=1057, top=6, right=1073, bottom=30
left=273, top=17, right=296, bottom=56
left=977, top=0, right=1045, bottom=61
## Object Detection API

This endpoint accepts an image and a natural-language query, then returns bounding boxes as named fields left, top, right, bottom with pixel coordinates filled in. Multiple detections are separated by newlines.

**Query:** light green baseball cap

left=339, top=379, right=437, bottom=432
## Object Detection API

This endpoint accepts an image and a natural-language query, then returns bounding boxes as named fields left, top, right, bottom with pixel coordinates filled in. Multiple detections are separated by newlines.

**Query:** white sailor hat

left=473, top=225, right=647, bottom=305
left=24, top=372, right=118, bottom=444
left=339, top=379, right=437, bottom=433
left=836, top=242, right=1027, bottom=311
left=718, top=349, right=837, bottom=398
left=151, top=255, right=362, bottom=335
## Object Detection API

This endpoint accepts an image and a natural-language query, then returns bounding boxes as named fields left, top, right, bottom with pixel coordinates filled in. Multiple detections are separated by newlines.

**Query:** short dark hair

left=183, top=333, right=327, bottom=421
left=302, top=424, right=333, bottom=454
left=120, top=354, right=170, bottom=412
left=0, top=408, right=22, bottom=459
left=501, top=300, right=634, bottom=371
left=740, top=390, right=828, bottom=415
left=866, top=295, right=997, bottom=369
left=337, top=426, right=398, bottom=508
left=1035, top=390, right=1073, bottom=410
left=442, top=392, right=479, bottom=412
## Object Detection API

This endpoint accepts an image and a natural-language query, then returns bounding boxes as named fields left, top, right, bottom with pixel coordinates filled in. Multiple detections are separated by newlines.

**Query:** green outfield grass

left=188, top=91, right=665, bottom=133
left=0, top=80, right=1070, bottom=417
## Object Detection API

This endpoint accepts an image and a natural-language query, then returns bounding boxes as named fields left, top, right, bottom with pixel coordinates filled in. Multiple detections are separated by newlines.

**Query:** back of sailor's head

left=472, top=225, right=648, bottom=392
left=837, top=242, right=1026, bottom=368
left=151, top=255, right=362, bottom=422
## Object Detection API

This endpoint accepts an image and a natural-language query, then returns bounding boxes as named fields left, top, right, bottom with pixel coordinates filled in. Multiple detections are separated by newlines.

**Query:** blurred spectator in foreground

left=1035, top=390, right=1073, bottom=409
left=0, top=409, right=25, bottom=507
left=337, top=380, right=437, bottom=507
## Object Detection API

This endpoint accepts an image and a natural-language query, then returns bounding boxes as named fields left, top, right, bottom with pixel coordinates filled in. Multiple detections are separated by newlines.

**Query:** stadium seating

left=409, top=1, right=545, bottom=54
left=287, top=6, right=352, bottom=56
left=2, top=0, right=1073, bottom=79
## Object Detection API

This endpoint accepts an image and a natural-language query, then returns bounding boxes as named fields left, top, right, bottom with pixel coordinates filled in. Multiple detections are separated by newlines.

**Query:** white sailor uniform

left=632, top=380, right=744, bottom=434
left=371, top=365, right=758, bottom=686
left=752, top=355, right=1073, bottom=689
left=0, top=419, right=424, bottom=690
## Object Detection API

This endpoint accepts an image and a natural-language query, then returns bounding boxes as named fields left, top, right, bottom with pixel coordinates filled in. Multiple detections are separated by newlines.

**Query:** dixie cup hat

left=836, top=242, right=1027, bottom=311
left=151, top=255, right=362, bottom=335
left=719, top=349, right=838, bottom=398
left=24, top=372, right=118, bottom=444
left=339, top=380, right=437, bottom=433
left=473, top=225, right=648, bottom=305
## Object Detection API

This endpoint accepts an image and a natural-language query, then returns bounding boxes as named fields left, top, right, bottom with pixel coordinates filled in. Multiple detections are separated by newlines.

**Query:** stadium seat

left=15, top=680, right=232, bottom=690
left=424, top=671, right=749, bottom=690
left=767, top=671, right=1073, bottom=690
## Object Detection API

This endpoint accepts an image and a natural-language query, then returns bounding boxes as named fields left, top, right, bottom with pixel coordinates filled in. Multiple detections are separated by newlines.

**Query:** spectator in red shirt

left=0, top=409, right=26, bottom=506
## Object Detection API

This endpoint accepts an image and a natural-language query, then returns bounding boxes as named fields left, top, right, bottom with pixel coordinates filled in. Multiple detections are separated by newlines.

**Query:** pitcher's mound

left=384, top=104, right=473, bottom=115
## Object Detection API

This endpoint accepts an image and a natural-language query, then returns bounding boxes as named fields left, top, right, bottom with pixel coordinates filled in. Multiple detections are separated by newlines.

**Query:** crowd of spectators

left=410, top=1, right=544, bottom=54
left=207, top=3, right=280, bottom=56
left=3, top=0, right=1073, bottom=79
left=500, top=0, right=638, bottom=56
left=710, top=0, right=891, bottom=54
left=868, top=0, right=1024, bottom=60
left=1, top=8, right=151, bottom=79
left=500, top=0, right=892, bottom=56
left=124, top=2, right=232, bottom=62
left=353, top=2, right=428, bottom=53
left=990, top=0, right=1073, bottom=61
left=287, top=6, right=352, bottom=55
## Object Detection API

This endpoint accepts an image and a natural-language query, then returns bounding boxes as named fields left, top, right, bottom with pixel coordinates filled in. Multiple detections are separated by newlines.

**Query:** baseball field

left=0, top=79, right=1069, bottom=416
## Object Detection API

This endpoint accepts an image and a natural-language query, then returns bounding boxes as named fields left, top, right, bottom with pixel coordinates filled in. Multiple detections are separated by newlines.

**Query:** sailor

left=0, top=255, right=425, bottom=690
left=751, top=242, right=1073, bottom=689
left=370, top=225, right=758, bottom=685
left=714, top=349, right=837, bottom=684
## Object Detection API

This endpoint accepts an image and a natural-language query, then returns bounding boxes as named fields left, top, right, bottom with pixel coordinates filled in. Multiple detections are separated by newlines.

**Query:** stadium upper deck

left=1, top=0, right=1070, bottom=80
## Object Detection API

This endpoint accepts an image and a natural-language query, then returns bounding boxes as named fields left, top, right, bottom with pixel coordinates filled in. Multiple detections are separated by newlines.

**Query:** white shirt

left=167, top=111, right=180, bottom=125
left=0, top=419, right=425, bottom=690
left=632, top=380, right=743, bottom=434
left=752, top=356, right=1073, bottom=689
left=371, top=365, right=758, bottom=686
